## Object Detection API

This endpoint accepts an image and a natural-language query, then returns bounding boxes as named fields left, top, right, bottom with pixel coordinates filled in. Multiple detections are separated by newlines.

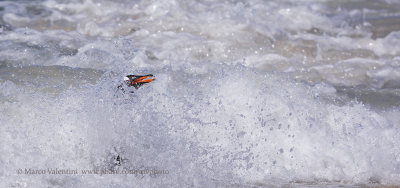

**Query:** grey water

left=1, top=0, right=400, bottom=187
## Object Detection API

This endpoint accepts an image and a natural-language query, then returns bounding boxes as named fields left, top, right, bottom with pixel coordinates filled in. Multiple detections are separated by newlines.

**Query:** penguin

left=117, top=74, right=155, bottom=93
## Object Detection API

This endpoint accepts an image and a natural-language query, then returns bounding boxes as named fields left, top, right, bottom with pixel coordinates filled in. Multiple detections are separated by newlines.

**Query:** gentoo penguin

left=117, top=74, right=155, bottom=93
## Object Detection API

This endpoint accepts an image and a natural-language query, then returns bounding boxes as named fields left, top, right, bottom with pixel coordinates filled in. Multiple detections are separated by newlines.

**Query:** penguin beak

left=130, top=75, right=155, bottom=85
left=123, top=74, right=155, bottom=89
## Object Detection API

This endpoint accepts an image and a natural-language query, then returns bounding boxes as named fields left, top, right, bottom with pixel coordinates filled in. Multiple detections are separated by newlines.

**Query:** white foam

left=2, top=64, right=400, bottom=187
left=1, top=0, right=400, bottom=187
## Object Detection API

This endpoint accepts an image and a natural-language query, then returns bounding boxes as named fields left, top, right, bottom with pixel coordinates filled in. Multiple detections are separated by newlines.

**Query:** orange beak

left=131, top=75, right=155, bottom=85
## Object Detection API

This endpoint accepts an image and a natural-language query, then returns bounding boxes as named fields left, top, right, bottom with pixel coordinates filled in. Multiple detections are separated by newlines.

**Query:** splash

left=1, top=0, right=400, bottom=187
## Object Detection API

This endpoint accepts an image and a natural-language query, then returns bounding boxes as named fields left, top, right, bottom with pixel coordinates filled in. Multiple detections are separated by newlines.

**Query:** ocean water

left=1, top=0, right=400, bottom=187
